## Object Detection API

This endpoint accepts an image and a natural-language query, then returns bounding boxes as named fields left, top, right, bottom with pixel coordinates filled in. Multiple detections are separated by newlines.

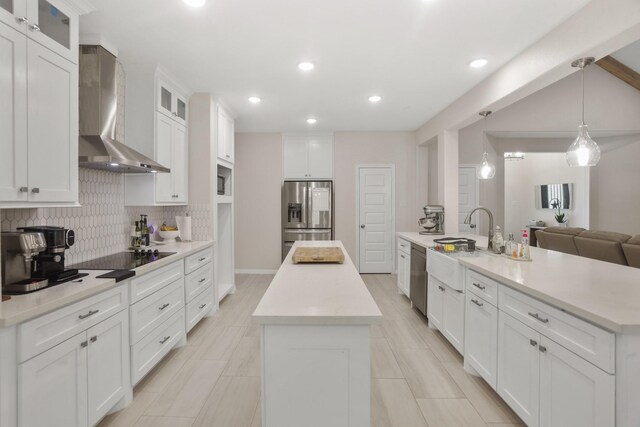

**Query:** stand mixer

left=418, top=205, right=445, bottom=235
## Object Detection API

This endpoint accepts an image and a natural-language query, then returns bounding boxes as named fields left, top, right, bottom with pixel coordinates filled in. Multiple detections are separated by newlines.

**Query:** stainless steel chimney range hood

left=78, top=45, right=170, bottom=173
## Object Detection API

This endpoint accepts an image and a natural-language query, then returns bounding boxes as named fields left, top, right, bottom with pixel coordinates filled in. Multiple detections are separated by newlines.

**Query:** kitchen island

left=253, top=240, right=382, bottom=427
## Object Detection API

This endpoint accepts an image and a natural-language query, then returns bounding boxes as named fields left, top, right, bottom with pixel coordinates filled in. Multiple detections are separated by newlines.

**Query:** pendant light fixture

left=477, top=111, right=496, bottom=180
left=566, top=57, right=601, bottom=167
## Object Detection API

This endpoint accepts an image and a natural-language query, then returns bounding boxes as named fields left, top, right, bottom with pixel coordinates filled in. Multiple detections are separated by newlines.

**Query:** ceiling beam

left=597, top=55, right=640, bottom=92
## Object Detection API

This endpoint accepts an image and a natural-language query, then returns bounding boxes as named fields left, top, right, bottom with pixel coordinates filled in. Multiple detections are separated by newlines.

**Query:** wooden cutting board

left=292, top=247, right=345, bottom=264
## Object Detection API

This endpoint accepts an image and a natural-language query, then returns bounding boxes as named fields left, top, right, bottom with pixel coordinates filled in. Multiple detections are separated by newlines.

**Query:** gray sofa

left=535, top=227, right=640, bottom=268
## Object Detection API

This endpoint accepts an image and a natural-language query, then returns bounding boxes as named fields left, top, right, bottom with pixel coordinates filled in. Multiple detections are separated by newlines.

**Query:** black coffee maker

left=18, top=226, right=78, bottom=282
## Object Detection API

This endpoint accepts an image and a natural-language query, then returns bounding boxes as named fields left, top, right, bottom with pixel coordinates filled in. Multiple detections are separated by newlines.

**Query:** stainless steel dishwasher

left=409, top=243, right=427, bottom=315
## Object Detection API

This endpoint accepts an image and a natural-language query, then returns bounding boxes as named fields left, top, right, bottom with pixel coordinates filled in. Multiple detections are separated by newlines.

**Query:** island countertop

left=253, top=240, right=382, bottom=325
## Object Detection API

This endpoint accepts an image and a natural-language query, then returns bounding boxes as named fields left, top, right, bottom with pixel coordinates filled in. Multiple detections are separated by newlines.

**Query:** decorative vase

left=557, top=222, right=568, bottom=228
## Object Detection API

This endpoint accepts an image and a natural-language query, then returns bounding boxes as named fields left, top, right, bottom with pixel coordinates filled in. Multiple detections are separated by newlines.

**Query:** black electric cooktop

left=70, top=250, right=176, bottom=271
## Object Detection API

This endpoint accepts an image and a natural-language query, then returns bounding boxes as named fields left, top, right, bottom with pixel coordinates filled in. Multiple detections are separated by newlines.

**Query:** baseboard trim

left=235, top=269, right=278, bottom=275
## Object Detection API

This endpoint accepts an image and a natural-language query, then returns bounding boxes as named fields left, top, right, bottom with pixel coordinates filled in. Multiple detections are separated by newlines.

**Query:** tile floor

left=98, top=274, right=524, bottom=427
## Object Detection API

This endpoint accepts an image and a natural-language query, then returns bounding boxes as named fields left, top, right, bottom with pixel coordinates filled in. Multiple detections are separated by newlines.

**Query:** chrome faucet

left=464, top=207, right=494, bottom=251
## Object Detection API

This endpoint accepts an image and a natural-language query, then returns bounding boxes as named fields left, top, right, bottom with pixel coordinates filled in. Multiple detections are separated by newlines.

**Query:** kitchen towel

left=176, top=215, right=192, bottom=241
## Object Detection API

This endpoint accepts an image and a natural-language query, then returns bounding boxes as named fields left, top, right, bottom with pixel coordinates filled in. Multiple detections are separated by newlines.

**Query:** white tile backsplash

left=0, top=168, right=212, bottom=265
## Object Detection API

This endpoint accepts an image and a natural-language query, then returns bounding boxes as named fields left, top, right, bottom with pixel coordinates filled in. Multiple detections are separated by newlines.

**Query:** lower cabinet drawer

left=130, top=278, right=185, bottom=345
left=131, top=309, right=186, bottom=385
left=185, top=248, right=213, bottom=275
left=130, top=261, right=184, bottom=304
left=466, top=269, right=498, bottom=307
left=498, top=285, right=615, bottom=373
left=18, top=284, right=128, bottom=363
left=186, top=287, right=214, bottom=333
left=185, top=263, right=213, bottom=303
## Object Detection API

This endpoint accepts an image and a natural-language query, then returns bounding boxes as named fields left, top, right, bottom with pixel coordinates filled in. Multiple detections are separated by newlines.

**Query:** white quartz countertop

left=397, top=231, right=489, bottom=249
left=253, top=240, right=382, bottom=325
left=0, top=240, right=214, bottom=328
left=457, top=246, right=640, bottom=333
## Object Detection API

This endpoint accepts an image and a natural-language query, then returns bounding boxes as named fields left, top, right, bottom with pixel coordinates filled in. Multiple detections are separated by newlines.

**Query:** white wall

left=234, top=133, right=283, bottom=272
left=233, top=131, right=417, bottom=271
left=504, top=153, right=590, bottom=237
left=590, top=139, right=640, bottom=235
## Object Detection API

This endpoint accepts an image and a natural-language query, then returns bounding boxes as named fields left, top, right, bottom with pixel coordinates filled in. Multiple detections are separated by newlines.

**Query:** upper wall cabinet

left=283, top=133, right=334, bottom=180
left=217, top=105, right=234, bottom=165
left=0, top=0, right=91, bottom=208
left=0, top=0, right=90, bottom=64
left=124, top=66, right=191, bottom=206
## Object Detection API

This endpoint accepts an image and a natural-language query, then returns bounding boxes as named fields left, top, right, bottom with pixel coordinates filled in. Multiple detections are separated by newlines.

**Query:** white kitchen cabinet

left=497, top=311, right=540, bottom=427
left=0, top=14, right=81, bottom=207
left=217, top=106, right=235, bottom=164
left=19, top=331, right=88, bottom=427
left=442, top=285, right=464, bottom=354
left=539, top=336, right=614, bottom=427
left=464, top=292, right=498, bottom=389
left=157, top=78, right=187, bottom=126
left=0, top=21, right=27, bottom=202
left=283, top=133, right=333, bottom=179
left=0, top=0, right=27, bottom=32
left=427, top=276, right=444, bottom=330
left=124, top=66, right=190, bottom=206
left=86, top=310, right=129, bottom=427
left=397, top=239, right=410, bottom=298
left=18, top=309, right=128, bottom=427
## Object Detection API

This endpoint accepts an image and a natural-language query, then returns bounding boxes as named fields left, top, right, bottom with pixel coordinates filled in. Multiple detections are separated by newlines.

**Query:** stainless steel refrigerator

left=282, top=181, right=334, bottom=260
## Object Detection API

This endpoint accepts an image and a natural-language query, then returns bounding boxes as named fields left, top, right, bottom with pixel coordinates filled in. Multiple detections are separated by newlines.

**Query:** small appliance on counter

left=1, top=226, right=85, bottom=293
left=418, top=205, right=445, bottom=235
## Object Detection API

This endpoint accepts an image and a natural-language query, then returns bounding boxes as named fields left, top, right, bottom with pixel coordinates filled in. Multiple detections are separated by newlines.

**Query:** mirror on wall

left=535, top=183, right=573, bottom=210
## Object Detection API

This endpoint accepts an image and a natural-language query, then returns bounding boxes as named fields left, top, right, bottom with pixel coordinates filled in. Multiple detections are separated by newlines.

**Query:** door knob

left=360, top=224, right=365, bottom=229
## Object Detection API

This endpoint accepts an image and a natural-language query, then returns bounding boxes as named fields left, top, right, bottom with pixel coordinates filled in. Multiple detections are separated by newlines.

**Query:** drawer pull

left=530, top=339, right=537, bottom=347
left=199, top=303, right=207, bottom=309
left=539, top=345, right=547, bottom=353
left=199, top=257, right=206, bottom=262
left=159, top=336, right=171, bottom=344
left=90, top=336, right=97, bottom=343
left=78, top=309, right=99, bottom=319
left=80, top=341, right=88, bottom=348
left=199, top=278, right=207, bottom=283
left=528, top=312, right=549, bottom=323
left=158, top=303, right=170, bottom=310
left=438, top=285, right=445, bottom=292
left=400, top=255, right=405, bottom=259
left=471, top=299, right=483, bottom=307
left=472, top=282, right=486, bottom=290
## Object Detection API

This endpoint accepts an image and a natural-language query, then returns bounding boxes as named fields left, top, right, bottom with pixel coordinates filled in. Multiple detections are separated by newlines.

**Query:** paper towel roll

left=176, top=215, right=192, bottom=242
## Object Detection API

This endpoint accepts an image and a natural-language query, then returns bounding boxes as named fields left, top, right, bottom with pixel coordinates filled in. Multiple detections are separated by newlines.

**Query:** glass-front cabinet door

left=26, top=0, right=78, bottom=63
left=0, top=0, right=28, bottom=32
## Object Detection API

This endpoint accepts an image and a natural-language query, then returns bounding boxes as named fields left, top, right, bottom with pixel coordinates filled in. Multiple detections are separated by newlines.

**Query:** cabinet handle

left=530, top=339, right=537, bottom=347
left=80, top=341, right=88, bottom=348
left=539, top=345, right=547, bottom=353
left=199, top=257, right=206, bottom=261
left=90, top=336, right=97, bottom=343
left=199, top=278, right=207, bottom=283
left=19, top=187, right=28, bottom=193
left=471, top=299, right=483, bottom=307
left=472, top=282, right=486, bottom=290
left=159, top=336, right=171, bottom=344
left=158, top=303, right=170, bottom=310
left=78, top=309, right=99, bottom=319
left=438, top=285, right=445, bottom=292
left=199, top=303, right=207, bottom=310
left=31, top=187, right=40, bottom=194
left=400, top=255, right=405, bottom=259
left=16, top=16, right=28, bottom=25
left=29, top=24, right=40, bottom=32
left=528, top=312, right=549, bottom=323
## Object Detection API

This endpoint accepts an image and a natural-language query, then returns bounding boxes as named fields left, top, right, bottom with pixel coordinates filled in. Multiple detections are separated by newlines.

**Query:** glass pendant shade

left=477, top=152, right=496, bottom=179
left=566, top=124, right=601, bottom=167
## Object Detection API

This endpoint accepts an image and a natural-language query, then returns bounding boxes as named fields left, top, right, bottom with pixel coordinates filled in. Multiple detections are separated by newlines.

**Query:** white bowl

left=158, top=230, right=179, bottom=241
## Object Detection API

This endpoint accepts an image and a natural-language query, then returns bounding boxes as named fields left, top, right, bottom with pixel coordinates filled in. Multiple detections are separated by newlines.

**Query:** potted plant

left=550, top=198, right=567, bottom=227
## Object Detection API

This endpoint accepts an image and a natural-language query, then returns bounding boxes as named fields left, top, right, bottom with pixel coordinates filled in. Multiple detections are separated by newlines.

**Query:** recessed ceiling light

left=298, top=62, right=315, bottom=71
left=469, top=58, right=488, bottom=68
left=306, top=118, right=317, bottom=124
left=183, top=0, right=205, bottom=6
left=369, top=95, right=382, bottom=103
left=248, top=96, right=261, bottom=104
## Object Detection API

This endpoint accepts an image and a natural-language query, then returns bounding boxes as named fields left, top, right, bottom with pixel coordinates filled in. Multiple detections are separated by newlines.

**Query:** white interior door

left=459, top=166, right=478, bottom=233
left=358, top=166, right=393, bottom=273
